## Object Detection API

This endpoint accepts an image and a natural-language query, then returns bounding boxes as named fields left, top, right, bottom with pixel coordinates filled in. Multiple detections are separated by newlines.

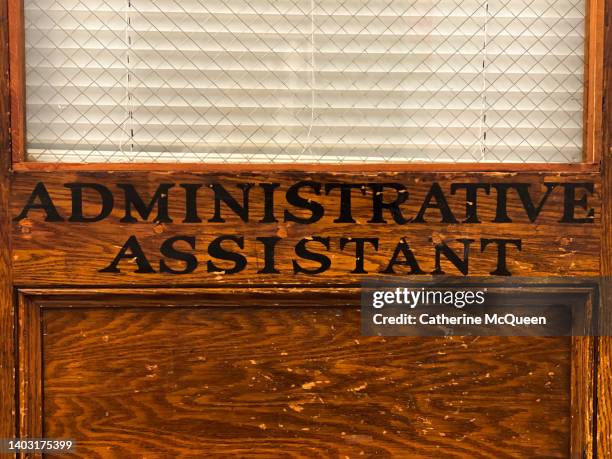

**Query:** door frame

left=0, top=0, right=611, bottom=457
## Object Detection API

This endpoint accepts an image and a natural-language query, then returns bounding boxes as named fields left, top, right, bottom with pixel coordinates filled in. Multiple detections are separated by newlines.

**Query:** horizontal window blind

left=25, top=0, right=585, bottom=163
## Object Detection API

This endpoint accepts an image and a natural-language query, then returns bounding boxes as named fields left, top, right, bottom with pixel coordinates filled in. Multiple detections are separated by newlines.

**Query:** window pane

left=24, top=0, right=585, bottom=163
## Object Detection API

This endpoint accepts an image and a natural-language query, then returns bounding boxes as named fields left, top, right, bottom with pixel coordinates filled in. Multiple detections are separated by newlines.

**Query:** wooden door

left=1, top=0, right=611, bottom=458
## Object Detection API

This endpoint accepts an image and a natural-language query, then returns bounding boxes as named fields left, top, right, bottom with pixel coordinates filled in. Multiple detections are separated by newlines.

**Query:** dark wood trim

left=597, top=288, right=612, bottom=458
left=6, top=0, right=605, bottom=169
left=597, top=0, right=612, bottom=456
left=7, top=0, right=24, bottom=163
left=15, top=281, right=600, bottom=303
left=572, top=335, right=596, bottom=458
left=15, top=286, right=598, bottom=458
left=601, top=1, right=612, bottom=302
left=16, top=294, right=42, bottom=459
left=0, top=0, right=16, bottom=451
left=11, top=161, right=601, bottom=174
left=585, top=0, right=607, bottom=164
left=19, top=287, right=362, bottom=309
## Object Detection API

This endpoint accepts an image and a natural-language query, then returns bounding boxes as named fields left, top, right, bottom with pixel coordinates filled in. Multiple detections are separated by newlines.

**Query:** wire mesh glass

left=24, top=0, right=586, bottom=163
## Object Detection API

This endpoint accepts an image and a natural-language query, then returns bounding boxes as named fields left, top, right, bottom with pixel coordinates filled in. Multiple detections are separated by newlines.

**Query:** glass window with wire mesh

left=25, top=0, right=586, bottom=163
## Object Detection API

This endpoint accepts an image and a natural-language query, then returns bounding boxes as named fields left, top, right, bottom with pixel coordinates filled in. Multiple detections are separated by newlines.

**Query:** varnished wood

left=43, top=313, right=570, bottom=458
left=1, top=1, right=607, bottom=455
left=0, top=0, right=16, bottom=449
left=11, top=162, right=601, bottom=173
left=10, top=171, right=602, bottom=286
left=7, top=0, right=24, bottom=163
left=13, top=288, right=593, bottom=457
left=597, top=0, right=612, bottom=455
left=585, top=0, right=606, bottom=163
left=571, top=332, right=596, bottom=459
left=15, top=289, right=597, bottom=458
left=17, top=294, right=42, bottom=459
left=558, top=287, right=597, bottom=459
left=15, top=282, right=598, bottom=308
left=21, top=287, right=362, bottom=309
left=597, top=301, right=612, bottom=458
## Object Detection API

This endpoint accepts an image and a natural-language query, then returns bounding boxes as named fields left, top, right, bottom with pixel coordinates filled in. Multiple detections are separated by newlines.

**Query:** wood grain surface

left=7, top=0, right=24, bottom=163
left=0, top=0, right=16, bottom=447
left=11, top=162, right=601, bottom=173
left=598, top=0, right=612, bottom=456
left=11, top=171, right=601, bottom=286
left=2, top=1, right=608, bottom=456
left=39, top=305, right=572, bottom=459
left=584, top=0, right=607, bottom=163
left=18, top=294, right=42, bottom=447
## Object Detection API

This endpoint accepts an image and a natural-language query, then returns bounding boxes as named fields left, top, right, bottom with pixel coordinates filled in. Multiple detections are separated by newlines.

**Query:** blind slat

left=24, top=0, right=586, bottom=163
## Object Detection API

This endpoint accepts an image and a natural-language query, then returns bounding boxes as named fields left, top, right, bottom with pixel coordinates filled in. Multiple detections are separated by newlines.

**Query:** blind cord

left=119, top=0, right=134, bottom=156
left=301, top=0, right=316, bottom=156
left=478, top=1, right=489, bottom=160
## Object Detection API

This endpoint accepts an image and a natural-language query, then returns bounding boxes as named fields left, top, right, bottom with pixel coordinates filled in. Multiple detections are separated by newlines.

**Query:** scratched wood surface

left=597, top=0, right=612, bottom=455
left=0, top=0, right=15, bottom=446
left=40, top=306, right=571, bottom=459
left=11, top=171, right=601, bottom=286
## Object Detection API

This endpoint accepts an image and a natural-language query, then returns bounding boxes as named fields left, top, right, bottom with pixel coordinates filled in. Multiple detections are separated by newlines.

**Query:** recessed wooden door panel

left=17, top=290, right=593, bottom=459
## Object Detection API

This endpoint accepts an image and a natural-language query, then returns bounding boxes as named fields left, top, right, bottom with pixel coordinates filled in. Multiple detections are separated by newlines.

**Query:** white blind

left=25, top=0, right=585, bottom=163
